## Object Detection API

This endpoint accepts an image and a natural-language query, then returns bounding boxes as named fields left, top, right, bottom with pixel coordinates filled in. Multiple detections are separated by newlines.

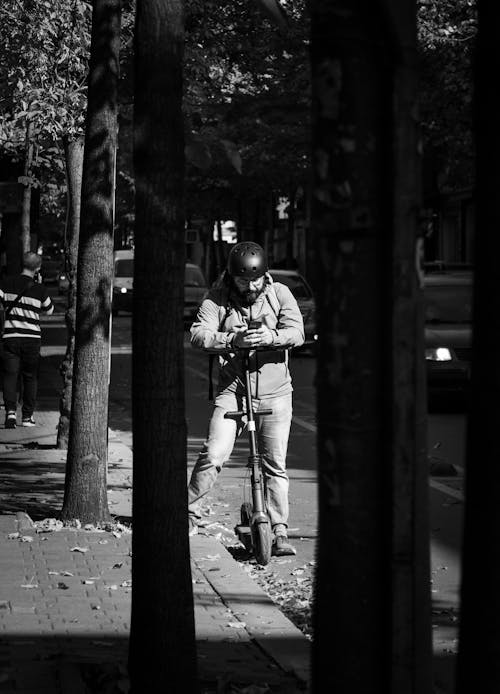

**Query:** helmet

left=227, top=242, right=268, bottom=279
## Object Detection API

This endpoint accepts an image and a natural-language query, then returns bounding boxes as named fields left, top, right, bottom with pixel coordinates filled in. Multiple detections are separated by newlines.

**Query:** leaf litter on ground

left=224, top=540, right=314, bottom=641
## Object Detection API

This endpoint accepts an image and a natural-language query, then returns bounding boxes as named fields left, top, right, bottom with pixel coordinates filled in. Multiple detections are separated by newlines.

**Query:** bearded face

left=233, top=276, right=266, bottom=305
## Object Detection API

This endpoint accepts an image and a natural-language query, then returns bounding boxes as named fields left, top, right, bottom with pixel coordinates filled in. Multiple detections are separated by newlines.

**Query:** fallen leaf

left=57, top=582, right=69, bottom=590
left=226, top=621, right=246, bottom=629
left=70, top=546, right=89, bottom=553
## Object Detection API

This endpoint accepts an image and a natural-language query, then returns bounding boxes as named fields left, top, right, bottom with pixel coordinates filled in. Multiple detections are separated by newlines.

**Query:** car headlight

left=425, top=347, right=452, bottom=362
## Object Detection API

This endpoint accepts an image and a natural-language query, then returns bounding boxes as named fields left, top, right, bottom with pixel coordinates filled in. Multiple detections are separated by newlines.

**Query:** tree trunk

left=215, top=216, right=225, bottom=276
left=310, top=1, right=431, bottom=691
left=20, top=120, right=34, bottom=254
left=61, top=0, right=121, bottom=524
left=57, top=136, right=84, bottom=449
left=286, top=187, right=296, bottom=268
left=456, top=2, right=500, bottom=690
left=128, top=0, right=198, bottom=691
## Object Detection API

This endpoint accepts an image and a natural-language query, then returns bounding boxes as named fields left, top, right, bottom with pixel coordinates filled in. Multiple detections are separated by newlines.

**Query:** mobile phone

left=248, top=319, right=262, bottom=330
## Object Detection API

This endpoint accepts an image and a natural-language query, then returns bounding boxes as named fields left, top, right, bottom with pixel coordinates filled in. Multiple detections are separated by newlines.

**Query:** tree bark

left=61, top=0, right=121, bottom=524
left=128, top=0, right=198, bottom=691
left=310, top=1, right=431, bottom=691
left=57, top=136, right=84, bottom=449
left=20, top=120, right=34, bottom=254
left=215, top=216, right=225, bottom=276
left=286, top=187, right=296, bottom=268
left=456, top=1, right=500, bottom=690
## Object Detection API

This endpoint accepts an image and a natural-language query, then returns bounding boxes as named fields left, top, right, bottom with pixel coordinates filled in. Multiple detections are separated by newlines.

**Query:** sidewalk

left=1, top=308, right=464, bottom=693
left=0, top=408, right=310, bottom=693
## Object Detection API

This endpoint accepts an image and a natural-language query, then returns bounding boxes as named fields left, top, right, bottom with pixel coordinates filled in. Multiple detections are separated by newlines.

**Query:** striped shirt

left=0, top=274, right=54, bottom=339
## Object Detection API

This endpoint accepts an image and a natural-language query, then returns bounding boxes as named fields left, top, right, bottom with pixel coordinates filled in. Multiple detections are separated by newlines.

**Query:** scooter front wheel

left=252, top=520, right=272, bottom=566
left=238, top=502, right=253, bottom=552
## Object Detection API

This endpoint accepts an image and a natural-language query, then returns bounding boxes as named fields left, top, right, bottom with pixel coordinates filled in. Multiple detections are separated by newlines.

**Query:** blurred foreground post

left=128, top=0, right=199, bottom=690
left=309, top=1, right=432, bottom=691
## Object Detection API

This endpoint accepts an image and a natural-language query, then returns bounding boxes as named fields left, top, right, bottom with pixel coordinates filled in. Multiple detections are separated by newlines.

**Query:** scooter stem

left=243, top=352, right=258, bottom=458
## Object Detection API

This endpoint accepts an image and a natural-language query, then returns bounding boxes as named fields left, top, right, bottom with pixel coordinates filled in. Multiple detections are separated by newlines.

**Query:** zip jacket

left=190, top=273, right=304, bottom=399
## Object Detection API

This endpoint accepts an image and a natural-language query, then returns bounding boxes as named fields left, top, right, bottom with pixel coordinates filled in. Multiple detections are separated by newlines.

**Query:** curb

left=1, top=420, right=311, bottom=689
left=191, top=534, right=311, bottom=686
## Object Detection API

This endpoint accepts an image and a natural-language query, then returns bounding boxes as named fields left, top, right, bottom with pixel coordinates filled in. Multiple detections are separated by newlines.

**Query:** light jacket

left=190, top=273, right=304, bottom=399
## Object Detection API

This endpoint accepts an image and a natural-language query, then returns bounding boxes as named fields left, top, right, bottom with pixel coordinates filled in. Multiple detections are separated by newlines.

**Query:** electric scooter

left=224, top=344, right=274, bottom=566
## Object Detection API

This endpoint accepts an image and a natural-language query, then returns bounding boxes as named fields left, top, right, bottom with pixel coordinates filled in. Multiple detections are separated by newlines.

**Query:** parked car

left=269, top=268, right=317, bottom=352
left=112, top=250, right=134, bottom=314
left=111, top=250, right=208, bottom=319
left=184, top=262, right=208, bottom=322
left=41, top=256, right=63, bottom=284
left=424, top=269, right=472, bottom=395
left=57, top=270, right=69, bottom=294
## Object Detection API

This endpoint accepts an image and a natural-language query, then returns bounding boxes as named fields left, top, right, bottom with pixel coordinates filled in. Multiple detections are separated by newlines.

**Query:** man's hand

left=232, top=325, right=274, bottom=349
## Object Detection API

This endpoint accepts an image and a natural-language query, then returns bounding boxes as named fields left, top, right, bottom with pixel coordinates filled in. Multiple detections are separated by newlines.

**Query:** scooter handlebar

left=224, top=408, right=273, bottom=418
left=205, top=344, right=288, bottom=355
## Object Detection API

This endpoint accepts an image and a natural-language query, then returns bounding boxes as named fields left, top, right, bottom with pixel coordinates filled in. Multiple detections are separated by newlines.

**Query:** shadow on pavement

left=0, top=632, right=308, bottom=693
left=0, top=458, right=65, bottom=519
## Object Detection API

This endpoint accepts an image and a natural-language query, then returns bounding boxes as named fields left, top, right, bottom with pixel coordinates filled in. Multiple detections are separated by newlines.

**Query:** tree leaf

left=254, top=0, right=288, bottom=31
left=221, top=139, right=242, bottom=174
left=185, top=138, right=212, bottom=170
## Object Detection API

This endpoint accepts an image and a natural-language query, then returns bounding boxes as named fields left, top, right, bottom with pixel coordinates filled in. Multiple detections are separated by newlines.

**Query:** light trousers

left=188, top=391, right=293, bottom=529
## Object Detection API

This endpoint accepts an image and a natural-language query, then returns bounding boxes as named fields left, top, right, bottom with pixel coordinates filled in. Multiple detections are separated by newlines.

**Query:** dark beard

left=236, top=286, right=264, bottom=306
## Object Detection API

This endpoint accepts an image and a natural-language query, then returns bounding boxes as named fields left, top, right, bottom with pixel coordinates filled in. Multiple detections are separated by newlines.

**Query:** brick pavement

left=0, top=406, right=310, bottom=693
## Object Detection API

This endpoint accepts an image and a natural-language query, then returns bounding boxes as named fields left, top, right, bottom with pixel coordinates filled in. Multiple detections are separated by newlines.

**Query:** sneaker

left=21, top=416, right=36, bottom=427
left=5, top=411, right=16, bottom=429
left=272, top=534, right=297, bottom=557
left=188, top=518, right=198, bottom=537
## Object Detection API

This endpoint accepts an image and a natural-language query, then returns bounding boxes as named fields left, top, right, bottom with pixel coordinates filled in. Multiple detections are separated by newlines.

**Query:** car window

left=185, top=265, right=206, bottom=287
left=115, top=259, right=134, bottom=277
left=270, top=273, right=312, bottom=299
left=424, top=284, right=472, bottom=324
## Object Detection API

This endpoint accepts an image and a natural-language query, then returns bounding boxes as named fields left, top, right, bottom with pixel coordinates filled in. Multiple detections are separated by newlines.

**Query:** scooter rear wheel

left=252, top=520, right=272, bottom=566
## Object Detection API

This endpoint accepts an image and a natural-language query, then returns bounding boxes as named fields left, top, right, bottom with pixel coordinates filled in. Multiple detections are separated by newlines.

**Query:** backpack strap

left=1, top=281, right=34, bottom=337
left=208, top=298, right=230, bottom=402
left=5, top=282, right=34, bottom=318
left=264, top=283, right=281, bottom=321
left=208, top=354, right=215, bottom=402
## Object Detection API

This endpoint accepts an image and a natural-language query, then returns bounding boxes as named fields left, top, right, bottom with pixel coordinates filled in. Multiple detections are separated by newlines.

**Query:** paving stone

left=0, top=408, right=309, bottom=693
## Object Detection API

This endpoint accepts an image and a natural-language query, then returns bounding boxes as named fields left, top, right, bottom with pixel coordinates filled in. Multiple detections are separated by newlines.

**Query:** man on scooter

left=187, top=241, right=305, bottom=557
